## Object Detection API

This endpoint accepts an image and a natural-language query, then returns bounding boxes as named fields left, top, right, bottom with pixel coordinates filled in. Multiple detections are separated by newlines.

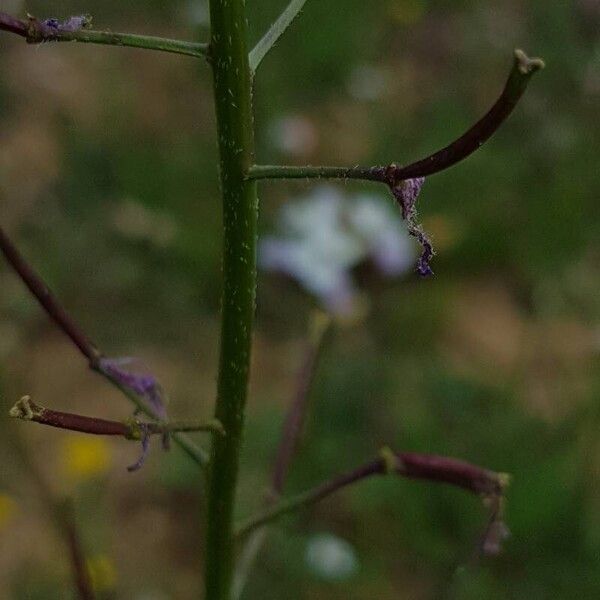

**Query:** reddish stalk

left=235, top=450, right=509, bottom=538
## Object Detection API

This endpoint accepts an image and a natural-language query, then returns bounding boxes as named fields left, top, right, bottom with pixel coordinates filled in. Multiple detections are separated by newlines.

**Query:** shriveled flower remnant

left=387, top=174, right=434, bottom=276
left=98, top=357, right=168, bottom=470
left=259, top=186, right=415, bottom=317
left=41, top=15, right=92, bottom=33
left=98, top=357, right=168, bottom=421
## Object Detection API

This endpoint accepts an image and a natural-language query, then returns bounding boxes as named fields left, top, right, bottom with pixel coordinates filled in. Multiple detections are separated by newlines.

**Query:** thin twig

left=0, top=226, right=100, bottom=362
left=0, top=12, right=208, bottom=59
left=249, top=0, right=309, bottom=73
left=56, top=498, right=96, bottom=600
left=0, top=224, right=209, bottom=466
left=247, top=164, right=386, bottom=182
left=232, top=311, right=331, bottom=599
left=247, top=49, right=544, bottom=184
left=235, top=450, right=509, bottom=538
left=387, top=49, right=545, bottom=182
left=10, top=436, right=95, bottom=599
left=9, top=396, right=225, bottom=438
left=270, top=311, right=331, bottom=496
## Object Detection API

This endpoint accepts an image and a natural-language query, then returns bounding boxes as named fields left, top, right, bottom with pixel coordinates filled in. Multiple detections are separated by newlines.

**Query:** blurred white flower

left=305, top=533, right=359, bottom=581
left=259, top=186, right=414, bottom=316
left=348, top=193, right=415, bottom=275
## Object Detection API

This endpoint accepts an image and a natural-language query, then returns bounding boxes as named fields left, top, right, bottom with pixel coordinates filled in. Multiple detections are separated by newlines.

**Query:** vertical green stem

left=206, top=1, right=257, bottom=599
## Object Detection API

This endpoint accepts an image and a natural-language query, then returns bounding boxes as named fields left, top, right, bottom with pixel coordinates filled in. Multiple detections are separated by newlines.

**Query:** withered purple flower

left=98, top=357, right=168, bottom=421
left=42, top=18, right=60, bottom=29
left=127, top=424, right=151, bottom=473
left=42, top=15, right=92, bottom=33
left=390, top=176, right=425, bottom=220
left=414, top=228, right=435, bottom=277
left=389, top=175, right=435, bottom=277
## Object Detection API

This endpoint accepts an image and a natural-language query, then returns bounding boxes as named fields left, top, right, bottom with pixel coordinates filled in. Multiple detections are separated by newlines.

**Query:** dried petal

left=389, top=177, right=435, bottom=277
left=391, top=177, right=425, bottom=220
left=98, top=357, right=168, bottom=420
left=127, top=425, right=150, bottom=472
left=42, top=15, right=92, bottom=33
left=42, top=18, right=60, bottom=29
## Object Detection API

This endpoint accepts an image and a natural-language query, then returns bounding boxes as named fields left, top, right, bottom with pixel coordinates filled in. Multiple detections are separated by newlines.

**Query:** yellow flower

left=60, top=436, right=112, bottom=481
left=87, top=554, right=117, bottom=592
left=0, top=493, right=18, bottom=530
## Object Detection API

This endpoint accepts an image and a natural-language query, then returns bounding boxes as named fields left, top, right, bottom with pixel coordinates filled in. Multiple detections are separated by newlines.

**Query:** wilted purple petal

left=42, top=15, right=91, bottom=33
left=61, top=16, right=92, bottom=32
left=414, top=228, right=435, bottom=277
left=389, top=177, right=434, bottom=276
left=98, top=357, right=168, bottom=420
left=391, top=177, right=425, bottom=220
left=127, top=425, right=150, bottom=473
left=42, top=18, right=60, bottom=29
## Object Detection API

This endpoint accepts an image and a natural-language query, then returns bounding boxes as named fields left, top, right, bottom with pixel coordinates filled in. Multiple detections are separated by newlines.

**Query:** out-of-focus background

left=0, top=0, right=598, bottom=598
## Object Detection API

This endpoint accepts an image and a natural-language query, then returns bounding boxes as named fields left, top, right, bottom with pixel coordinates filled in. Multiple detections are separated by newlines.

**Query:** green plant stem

left=247, top=164, right=385, bottom=182
left=0, top=12, right=208, bottom=59
left=45, top=29, right=208, bottom=59
left=235, top=461, right=380, bottom=538
left=249, top=0, right=309, bottom=73
left=206, top=1, right=258, bottom=598
left=232, top=310, right=331, bottom=600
